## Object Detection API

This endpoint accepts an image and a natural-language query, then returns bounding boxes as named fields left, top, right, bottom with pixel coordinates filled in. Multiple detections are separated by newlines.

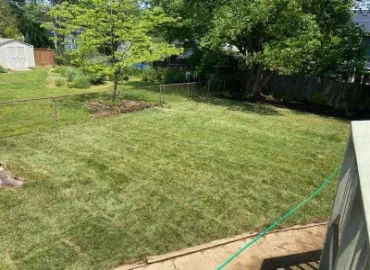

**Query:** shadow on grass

left=120, top=81, right=283, bottom=116
left=260, top=249, right=321, bottom=270
left=192, top=96, right=283, bottom=116
left=121, top=80, right=160, bottom=91
left=65, top=92, right=111, bottom=103
left=262, top=99, right=370, bottom=121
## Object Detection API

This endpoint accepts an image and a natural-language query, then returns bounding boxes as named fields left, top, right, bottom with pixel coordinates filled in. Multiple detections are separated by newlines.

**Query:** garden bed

left=86, top=99, right=158, bottom=119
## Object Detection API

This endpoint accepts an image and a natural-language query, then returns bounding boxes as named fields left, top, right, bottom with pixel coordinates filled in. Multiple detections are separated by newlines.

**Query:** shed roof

left=353, top=10, right=370, bottom=33
left=0, top=38, right=33, bottom=47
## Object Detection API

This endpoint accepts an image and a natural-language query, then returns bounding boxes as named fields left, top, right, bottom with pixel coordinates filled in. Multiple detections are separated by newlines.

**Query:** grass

left=0, top=70, right=154, bottom=137
left=0, top=68, right=112, bottom=101
left=0, top=69, right=350, bottom=270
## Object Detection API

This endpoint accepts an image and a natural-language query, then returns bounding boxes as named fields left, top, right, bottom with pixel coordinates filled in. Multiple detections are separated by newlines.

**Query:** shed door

left=6, top=45, right=28, bottom=69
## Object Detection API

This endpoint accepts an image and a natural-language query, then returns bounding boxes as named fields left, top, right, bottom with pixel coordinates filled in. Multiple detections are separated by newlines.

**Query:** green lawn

left=0, top=69, right=349, bottom=270
left=0, top=69, right=158, bottom=137
left=0, top=68, right=113, bottom=101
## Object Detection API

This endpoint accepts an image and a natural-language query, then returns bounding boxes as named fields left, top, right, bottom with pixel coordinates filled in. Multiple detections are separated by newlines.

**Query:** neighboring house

left=63, top=35, right=78, bottom=51
left=0, top=38, right=35, bottom=70
left=353, top=10, right=370, bottom=69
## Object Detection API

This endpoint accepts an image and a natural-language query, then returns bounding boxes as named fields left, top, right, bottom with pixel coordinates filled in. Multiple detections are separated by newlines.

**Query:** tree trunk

left=112, top=71, right=119, bottom=101
left=251, top=64, right=264, bottom=97
left=246, top=64, right=269, bottom=99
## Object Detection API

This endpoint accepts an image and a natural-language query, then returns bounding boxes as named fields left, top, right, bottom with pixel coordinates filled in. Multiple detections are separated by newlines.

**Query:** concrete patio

left=115, top=223, right=327, bottom=270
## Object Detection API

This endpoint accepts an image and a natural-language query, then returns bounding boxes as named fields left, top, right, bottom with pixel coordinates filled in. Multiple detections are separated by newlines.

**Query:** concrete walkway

left=115, top=223, right=327, bottom=270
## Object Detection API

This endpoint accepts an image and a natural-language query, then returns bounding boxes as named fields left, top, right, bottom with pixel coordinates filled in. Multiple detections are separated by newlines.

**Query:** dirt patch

left=86, top=99, right=158, bottom=119
left=0, top=164, right=23, bottom=188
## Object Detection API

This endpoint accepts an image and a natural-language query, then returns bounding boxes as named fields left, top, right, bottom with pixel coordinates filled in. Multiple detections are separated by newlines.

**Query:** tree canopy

left=155, top=0, right=367, bottom=95
left=9, top=0, right=54, bottom=47
left=45, top=0, right=182, bottom=97
left=0, top=0, right=20, bottom=38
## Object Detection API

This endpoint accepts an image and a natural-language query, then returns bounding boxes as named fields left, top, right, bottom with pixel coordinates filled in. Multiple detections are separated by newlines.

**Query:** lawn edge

left=113, top=221, right=328, bottom=270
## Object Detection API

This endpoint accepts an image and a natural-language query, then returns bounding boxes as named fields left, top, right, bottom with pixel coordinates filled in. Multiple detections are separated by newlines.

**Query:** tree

left=10, top=0, right=54, bottom=48
left=0, top=0, right=20, bottom=38
left=45, top=0, right=182, bottom=98
left=155, top=0, right=366, bottom=97
left=301, top=0, right=366, bottom=79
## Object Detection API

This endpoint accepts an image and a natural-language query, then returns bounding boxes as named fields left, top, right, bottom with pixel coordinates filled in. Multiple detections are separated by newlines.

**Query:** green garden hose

left=216, top=167, right=340, bottom=270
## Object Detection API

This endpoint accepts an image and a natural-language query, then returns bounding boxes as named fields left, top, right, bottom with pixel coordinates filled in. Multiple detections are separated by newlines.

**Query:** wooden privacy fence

left=262, top=74, right=370, bottom=109
left=34, top=48, right=55, bottom=66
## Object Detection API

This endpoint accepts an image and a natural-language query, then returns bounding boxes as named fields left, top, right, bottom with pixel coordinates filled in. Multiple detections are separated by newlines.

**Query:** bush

left=164, top=68, right=185, bottom=83
left=0, top=65, right=6, bottom=73
left=83, top=66, right=107, bottom=85
left=88, top=72, right=106, bottom=85
left=53, top=66, right=67, bottom=75
left=282, top=95, right=292, bottom=103
left=55, top=54, right=77, bottom=66
left=141, top=67, right=165, bottom=82
left=140, top=67, right=187, bottom=83
left=55, top=78, right=65, bottom=87
left=65, top=67, right=77, bottom=82
left=53, top=66, right=77, bottom=82
left=73, top=75, right=91, bottom=89
left=67, top=82, right=74, bottom=88
left=123, top=66, right=143, bottom=76
left=122, top=75, right=130, bottom=81
left=311, top=92, right=329, bottom=105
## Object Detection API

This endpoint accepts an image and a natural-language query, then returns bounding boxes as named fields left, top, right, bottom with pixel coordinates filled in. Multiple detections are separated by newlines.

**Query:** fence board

left=34, top=48, right=55, bottom=66
left=261, top=74, right=370, bottom=109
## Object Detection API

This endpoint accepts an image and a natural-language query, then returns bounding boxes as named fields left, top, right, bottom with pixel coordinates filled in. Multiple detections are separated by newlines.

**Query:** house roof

left=353, top=10, right=370, bottom=33
left=0, top=38, right=33, bottom=47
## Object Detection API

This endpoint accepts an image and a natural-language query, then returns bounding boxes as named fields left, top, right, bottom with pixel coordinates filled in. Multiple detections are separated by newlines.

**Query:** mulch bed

left=86, top=99, right=158, bottom=119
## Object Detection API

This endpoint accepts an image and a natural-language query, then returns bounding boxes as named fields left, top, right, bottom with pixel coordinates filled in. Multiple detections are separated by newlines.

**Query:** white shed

left=0, top=39, right=35, bottom=70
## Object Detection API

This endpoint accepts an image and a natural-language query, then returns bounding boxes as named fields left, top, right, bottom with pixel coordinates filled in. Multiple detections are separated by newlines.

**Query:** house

left=63, top=35, right=78, bottom=51
left=0, top=39, right=36, bottom=70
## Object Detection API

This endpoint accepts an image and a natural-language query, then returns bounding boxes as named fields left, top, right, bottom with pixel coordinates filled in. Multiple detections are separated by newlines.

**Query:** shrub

left=83, top=66, right=107, bottom=85
left=65, top=66, right=77, bottom=82
left=88, top=72, right=106, bottom=85
left=53, top=66, right=66, bottom=74
left=141, top=68, right=151, bottom=81
left=122, top=75, right=130, bottom=81
left=141, top=67, right=165, bottom=82
left=282, top=95, right=292, bottom=103
left=55, top=54, right=77, bottom=66
left=311, top=92, right=329, bottom=105
left=123, top=66, right=142, bottom=76
left=55, top=78, right=65, bottom=87
left=164, top=68, right=185, bottom=83
left=73, top=75, right=91, bottom=89
left=0, top=65, right=5, bottom=73
left=67, top=82, right=74, bottom=88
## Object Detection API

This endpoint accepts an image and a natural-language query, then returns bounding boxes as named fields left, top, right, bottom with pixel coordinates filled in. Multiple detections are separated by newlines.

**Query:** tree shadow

left=121, top=80, right=159, bottom=91
left=260, top=249, right=321, bottom=270
left=119, top=81, right=283, bottom=116
left=65, top=92, right=111, bottom=103
left=262, top=99, right=370, bottom=121
left=192, top=96, right=283, bottom=116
